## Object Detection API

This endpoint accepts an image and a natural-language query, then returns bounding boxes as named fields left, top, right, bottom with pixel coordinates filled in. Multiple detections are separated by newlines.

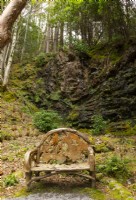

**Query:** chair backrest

left=38, top=128, right=91, bottom=164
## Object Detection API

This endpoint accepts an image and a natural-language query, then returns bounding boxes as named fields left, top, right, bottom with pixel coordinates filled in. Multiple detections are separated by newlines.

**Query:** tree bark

left=0, top=48, right=4, bottom=82
left=20, top=5, right=32, bottom=61
left=46, top=24, right=51, bottom=53
left=53, top=26, right=59, bottom=52
left=2, top=24, right=18, bottom=88
left=60, top=22, right=64, bottom=47
left=0, top=0, right=28, bottom=50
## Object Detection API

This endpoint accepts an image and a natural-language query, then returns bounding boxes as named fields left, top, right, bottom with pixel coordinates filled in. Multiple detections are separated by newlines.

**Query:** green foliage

left=94, top=143, right=110, bottom=153
left=72, top=39, right=90, bottom=54
left=35, top=53, right=46, bottom=68
left=15, top=18, right=43, bottom=62
left=4, top=174, right=19, bottom=187
left=68, top=110, right=79, bottom=121
left=0, top=131, right=12, bottom=142
left=97, top=156, right=130, bottom=179
left=92, top=115, right=107, bottom=135
left=111, top=125, right=136, bottom=136
left=107, top=120, right=136, bottom=136
left=33, top=110, right=62, bottom=132
left=49, top=90, right=61, bottom=101
left=21, top=101, right=38, bottom=114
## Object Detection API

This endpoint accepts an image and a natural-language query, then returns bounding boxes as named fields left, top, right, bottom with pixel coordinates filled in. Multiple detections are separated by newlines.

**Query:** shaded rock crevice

left=39, top=43, right=136, bottom=127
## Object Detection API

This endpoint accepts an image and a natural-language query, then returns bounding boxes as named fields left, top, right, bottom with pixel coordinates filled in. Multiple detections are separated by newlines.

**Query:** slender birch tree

left=0, top=0, right=28, bottom=86
left=0, top=0, right=28, bottom=50
left=3, top=23, right=18, bottom=88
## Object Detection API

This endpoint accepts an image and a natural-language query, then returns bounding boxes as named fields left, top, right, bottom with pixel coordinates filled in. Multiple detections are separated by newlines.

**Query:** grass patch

left=4, top=173, right=19, bottom=187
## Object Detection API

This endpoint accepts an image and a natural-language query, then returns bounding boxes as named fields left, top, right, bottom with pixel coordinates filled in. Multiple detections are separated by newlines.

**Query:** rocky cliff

left=38, top=40, right=136, bottom=128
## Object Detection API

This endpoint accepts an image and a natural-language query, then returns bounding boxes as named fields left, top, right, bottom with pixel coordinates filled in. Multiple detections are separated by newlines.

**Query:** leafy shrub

left=35, top=53, right=46, bottom=68
left=72, top=39, right=90, bottom=54
left=33, top=110, right=62, bottom=132
left=92, top=115, right=107, bottom=135
left=97, top=156, right=130, bottom=179
left=4, top=174, right=18, bottom=187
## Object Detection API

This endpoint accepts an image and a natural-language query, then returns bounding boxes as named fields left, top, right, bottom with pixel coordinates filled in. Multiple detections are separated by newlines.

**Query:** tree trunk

left=43, top=24, right=47, bottom=52
left=60, top=22, right=64, bottom=47
left=50, top=27, right=54, bottom=52
left=53, top=26, right=59, bottom=52
left=0, top=48, right=4, bottom=83
left=46, top=24, right=51, bottom=53
left=2, top=24, right=18, bottom=88
left=0, top=0, right=28, bottom=50
left=1, top=44, right=10, bottom=79
left=68, top=22, right=72, bottom=49
left=20, top=5, right=32, bottom=61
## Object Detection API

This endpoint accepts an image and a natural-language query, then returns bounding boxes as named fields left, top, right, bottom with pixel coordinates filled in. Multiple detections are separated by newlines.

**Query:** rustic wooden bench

left=24, top=128, right=95, bottom=188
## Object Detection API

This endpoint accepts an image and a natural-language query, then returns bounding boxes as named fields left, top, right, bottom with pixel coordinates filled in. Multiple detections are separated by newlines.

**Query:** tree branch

left=0, top=0, right=28, bottom=49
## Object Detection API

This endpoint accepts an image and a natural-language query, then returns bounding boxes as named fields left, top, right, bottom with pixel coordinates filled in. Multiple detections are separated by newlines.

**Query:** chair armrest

left=24, top=150, right=37, bottom=172
left=88, top=146, right=95, bottom=171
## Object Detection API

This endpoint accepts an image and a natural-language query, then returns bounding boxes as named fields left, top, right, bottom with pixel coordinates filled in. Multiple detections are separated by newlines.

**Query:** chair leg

left=91, top=171, right=96, bottom=188
left=89, top=171, right=96, bottom=188
left=25, top=171, right=32, bottom=189
left=35, top=172, right=40, bottom=182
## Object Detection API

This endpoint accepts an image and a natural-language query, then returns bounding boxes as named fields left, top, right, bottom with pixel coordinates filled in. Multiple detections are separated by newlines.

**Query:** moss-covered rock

left=68, top=109, right=79, bottom=121
left=108, top=121, right=136, bottom=136
left=94, top=143, right=109, bottom=153
left=94, top=137, right=114, bottom=153
left=103, top=178, right=134, bottom=200
left=81, top=188, right=106, bottom=200
left=2, top=91, right=16, bottom=102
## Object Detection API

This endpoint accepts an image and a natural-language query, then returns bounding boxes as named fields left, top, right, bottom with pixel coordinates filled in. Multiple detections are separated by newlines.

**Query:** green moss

left=0, top=154, right=15, bottom=162
left=96, top=173, right=104, bottom=181
left=21, top=101, right=38, bottom=114
left=89, top=53, right=107, bottom=61
left=110, top=125, right=136, bottom=136
left=100, top=136, right=110, bottom=142
left=0, top=131, right=12, bottom=142
left=81, top=188, right=106, bottom=200
left=11, top=63, right=47, bottom=107
left=94, top=143, right=109, bottom=153
left=78, top=128, right=92, bottom=135
left=129, top=183, right=136, bottom=192
left=14, top=171, right=24, bottom=179
left=3, top=91, right=16, bottom=102
left=107, top=120, right=136, bottom=136
left=68, top=107, right=79, bottom=121
left=104, top=178, right=134, bottom=200
left=15, top=188, right=30, bottom=197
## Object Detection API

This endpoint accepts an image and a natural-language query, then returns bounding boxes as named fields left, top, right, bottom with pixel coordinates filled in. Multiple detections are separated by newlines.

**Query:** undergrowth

left=33, top=110, right=62, bottom=132
left=97, top=156, right=130, bottom=181
left=4, top=174, right=19, bottom=187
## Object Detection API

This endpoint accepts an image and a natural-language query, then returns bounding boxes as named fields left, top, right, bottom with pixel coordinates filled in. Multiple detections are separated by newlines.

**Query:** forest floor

left=0, top=94, right=136, bottom=200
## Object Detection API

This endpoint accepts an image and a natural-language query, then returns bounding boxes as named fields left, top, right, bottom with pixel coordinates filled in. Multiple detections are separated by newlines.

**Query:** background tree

left=0, top=0, right=136, bottom=89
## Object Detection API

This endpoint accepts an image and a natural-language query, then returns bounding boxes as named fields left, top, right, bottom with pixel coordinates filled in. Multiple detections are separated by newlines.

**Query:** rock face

left=43, top=51, right=89, bottom=101
left=40, top=42, right=136, bottom=127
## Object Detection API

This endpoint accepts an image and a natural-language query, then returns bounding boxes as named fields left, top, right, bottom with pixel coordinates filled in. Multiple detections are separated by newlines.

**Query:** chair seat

left=31, top=162, right=90, bottom=172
